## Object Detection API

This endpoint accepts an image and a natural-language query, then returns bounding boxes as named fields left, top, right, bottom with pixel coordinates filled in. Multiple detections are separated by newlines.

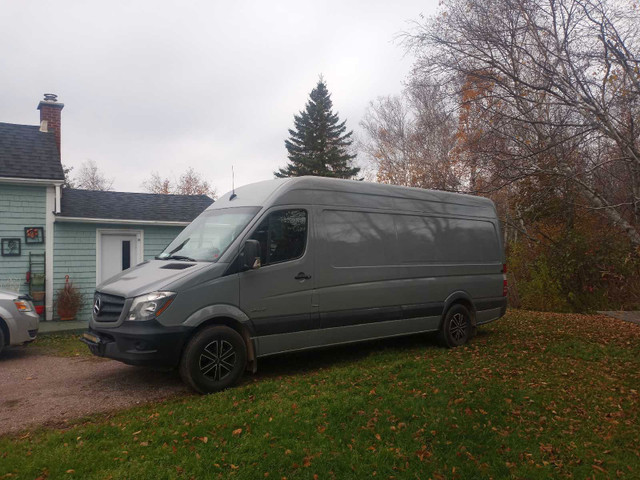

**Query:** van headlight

left=127, top=291, right=176, bottom=321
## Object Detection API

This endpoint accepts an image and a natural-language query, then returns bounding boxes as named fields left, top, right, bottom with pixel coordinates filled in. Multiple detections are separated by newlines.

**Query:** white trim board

left=0, top=177, right=64, bottom=186
left=57, top=216, right=189, bottom=227
left=95, top=229, right=144, bottom=286
left=45, top=186, right=55, bottom=320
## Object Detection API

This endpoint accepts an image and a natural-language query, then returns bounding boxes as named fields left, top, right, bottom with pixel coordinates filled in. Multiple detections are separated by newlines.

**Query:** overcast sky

left=1, top=0, right=437, bottom=195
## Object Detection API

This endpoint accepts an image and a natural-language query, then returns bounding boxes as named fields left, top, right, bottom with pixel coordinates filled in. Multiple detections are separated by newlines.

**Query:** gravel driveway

left=0, top=347, right=191, bottom=436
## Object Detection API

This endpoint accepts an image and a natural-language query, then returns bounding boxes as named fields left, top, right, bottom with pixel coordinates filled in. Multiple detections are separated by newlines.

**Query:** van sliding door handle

left=294, top=272, right=312, bottom=280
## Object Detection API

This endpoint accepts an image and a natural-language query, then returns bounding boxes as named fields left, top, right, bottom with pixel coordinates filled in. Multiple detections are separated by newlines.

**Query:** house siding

left=0, top=184, right=47, bottom=294
left=142, top=226, right=182, bottom=260
left=53, top=222, right=183, bottom=320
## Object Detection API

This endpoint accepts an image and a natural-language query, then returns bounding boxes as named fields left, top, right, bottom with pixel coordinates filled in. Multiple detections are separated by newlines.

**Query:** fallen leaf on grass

left=539, top=444, right=553, bottom=454
left=415, top=446, right=432, bottom=461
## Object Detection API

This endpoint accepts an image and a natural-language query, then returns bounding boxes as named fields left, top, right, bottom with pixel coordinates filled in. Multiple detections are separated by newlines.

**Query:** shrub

left=55, top=275, right=84, bottom=320
left=507, top=216, right=640, bottom=313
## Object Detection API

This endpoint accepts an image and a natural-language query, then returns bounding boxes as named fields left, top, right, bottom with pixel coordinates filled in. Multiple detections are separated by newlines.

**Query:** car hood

left=96, top=259, right=211, bottom=298
left=0, top=288, right=20, bottom=300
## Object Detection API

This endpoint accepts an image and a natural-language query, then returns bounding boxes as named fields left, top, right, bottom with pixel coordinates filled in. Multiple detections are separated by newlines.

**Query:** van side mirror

left=240, top=239, right=261, bottom=271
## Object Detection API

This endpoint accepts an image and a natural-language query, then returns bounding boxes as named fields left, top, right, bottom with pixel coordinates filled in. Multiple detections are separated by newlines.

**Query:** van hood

left=96, top=260, right=211, bottom=298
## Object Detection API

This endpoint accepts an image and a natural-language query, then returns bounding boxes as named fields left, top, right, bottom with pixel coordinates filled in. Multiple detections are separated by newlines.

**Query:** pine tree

left=276, top=78, right=359, bottom=179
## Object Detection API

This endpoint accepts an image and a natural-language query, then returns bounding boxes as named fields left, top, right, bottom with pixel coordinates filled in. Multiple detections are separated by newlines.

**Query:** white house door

left=98, top=231, right=142, bottom=284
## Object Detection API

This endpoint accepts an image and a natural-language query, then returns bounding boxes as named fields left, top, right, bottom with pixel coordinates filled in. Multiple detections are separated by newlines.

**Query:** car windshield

left=157, top=207, right=260, bottom=262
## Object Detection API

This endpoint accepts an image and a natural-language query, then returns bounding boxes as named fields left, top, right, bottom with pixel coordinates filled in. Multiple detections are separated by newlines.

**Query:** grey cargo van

left=82, top=177, right=507, bottom=393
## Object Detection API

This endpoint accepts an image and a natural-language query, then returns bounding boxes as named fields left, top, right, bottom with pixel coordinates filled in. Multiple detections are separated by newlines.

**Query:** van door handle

left=294, top=272, right=312, bottom=280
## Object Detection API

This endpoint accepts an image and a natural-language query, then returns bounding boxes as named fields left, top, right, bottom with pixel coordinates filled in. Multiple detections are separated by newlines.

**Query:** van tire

left=179, top=325, right=247, bottom=394
left=0, top=324, right=4, bottom=356
left=438, top=304, right=472, bottom=348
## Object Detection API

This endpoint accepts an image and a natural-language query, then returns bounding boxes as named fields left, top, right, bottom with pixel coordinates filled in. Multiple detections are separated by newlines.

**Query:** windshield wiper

left=157, top=255, right=197, bottom=262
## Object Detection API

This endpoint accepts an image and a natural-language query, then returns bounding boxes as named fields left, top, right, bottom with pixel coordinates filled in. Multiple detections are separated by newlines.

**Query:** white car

left=0, top=288, right=39, bottom=355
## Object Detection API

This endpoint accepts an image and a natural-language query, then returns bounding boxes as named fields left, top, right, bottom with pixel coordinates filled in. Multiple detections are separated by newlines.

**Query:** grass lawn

left=1, top=310, right=639, bottom=479
left=29, top=333, right=93, bottom=358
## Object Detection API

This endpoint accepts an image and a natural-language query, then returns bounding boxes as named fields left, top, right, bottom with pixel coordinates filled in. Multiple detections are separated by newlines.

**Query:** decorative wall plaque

left=1, top=238, right=21, bottom=256
left=24, top=227, right=44, bottom=244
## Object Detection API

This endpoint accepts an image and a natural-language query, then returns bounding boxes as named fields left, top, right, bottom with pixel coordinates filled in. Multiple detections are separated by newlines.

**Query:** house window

left=122, top=240, right=131, bottom=270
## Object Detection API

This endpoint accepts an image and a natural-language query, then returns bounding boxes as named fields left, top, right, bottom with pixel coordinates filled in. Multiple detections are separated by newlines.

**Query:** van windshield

left=157, top=207, right=260, bottom=262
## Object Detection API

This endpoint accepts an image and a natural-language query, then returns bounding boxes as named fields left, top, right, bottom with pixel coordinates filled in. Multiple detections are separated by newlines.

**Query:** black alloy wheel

left=199, top=338, right=237, bottom=382
left=180, top=325, right=247, bottom=394
left=437, top=304, right=472, bottom=348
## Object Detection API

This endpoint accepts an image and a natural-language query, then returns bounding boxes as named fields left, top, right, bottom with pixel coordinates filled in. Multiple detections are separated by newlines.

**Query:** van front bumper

left=81, top=320, right=192, bottom=368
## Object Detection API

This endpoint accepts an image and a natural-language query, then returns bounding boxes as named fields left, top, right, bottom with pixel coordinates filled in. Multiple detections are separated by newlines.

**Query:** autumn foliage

left=360, top=0, right=640, bottom=312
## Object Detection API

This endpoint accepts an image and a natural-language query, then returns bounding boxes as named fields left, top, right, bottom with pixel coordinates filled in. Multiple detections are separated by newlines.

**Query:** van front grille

left=93, top=292, right=125, bottom=322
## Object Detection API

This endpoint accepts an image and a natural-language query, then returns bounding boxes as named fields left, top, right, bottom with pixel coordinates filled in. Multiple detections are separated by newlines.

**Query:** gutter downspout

left=55, top=185, right=61, bottom=214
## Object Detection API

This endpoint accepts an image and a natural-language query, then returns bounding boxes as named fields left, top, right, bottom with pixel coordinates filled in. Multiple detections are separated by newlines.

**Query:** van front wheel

left=180, top=325, right=247, bottom=394
left=438, top=304, right=472, bottom=348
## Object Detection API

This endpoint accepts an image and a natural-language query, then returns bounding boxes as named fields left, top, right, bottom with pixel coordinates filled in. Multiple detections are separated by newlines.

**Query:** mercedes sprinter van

left=82, top=176, right=507, bottom=393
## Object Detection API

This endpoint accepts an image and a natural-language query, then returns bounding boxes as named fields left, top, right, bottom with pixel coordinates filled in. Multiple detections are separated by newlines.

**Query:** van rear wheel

left=180, top=325, right=247, bottom=394
left=438, top=304, right=472, bottom=348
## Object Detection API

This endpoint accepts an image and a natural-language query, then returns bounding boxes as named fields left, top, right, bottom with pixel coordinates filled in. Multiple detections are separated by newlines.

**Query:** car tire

left=437, top=304, right=472, bottom=348
left=0, top=323, right=4, bottom=356
left=179, top=325, right=247, bottom=394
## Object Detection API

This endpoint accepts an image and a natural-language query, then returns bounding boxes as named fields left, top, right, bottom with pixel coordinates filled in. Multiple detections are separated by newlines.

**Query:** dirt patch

left=0, top=346, right=191, bottom=436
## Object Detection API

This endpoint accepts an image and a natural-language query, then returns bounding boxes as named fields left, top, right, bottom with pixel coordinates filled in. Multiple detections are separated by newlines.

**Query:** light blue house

left=0, top=95, right=213, bottom=321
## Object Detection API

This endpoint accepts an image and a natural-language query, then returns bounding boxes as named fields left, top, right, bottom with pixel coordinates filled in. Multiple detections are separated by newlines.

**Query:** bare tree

left=142, top=167, right=217, bottom=198
left=406, top=0, right=640, bottom=244
left=359, top=78, right=460, bottom=191
left=141, top=172, right=172, bottom=194
left=74, top=160, right=114, bottom=191
left=176, top=167, right=216, bottom=197
left=62, top=164, right=74, bottom=188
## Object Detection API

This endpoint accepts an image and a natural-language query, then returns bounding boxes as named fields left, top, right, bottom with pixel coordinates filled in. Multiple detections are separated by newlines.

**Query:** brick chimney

left=37, top=93, right=64, bottom=156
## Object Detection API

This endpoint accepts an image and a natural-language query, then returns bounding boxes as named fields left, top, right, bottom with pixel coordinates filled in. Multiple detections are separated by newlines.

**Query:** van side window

left=396, top=216, right=500, bottom=263
left=323, top=210, right=397, bottom=267
left=250, top=209, right=307, bottom=265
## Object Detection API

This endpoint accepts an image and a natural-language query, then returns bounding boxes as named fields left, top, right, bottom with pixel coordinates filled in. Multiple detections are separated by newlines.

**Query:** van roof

left=209, top=176, right=496, bottom=218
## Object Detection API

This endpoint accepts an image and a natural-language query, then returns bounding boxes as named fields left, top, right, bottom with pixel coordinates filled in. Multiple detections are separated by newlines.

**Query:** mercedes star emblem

left=93, top=296, right=102, bottom=316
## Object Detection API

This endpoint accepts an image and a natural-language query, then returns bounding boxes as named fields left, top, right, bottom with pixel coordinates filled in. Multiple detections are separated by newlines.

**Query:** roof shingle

left=0, top=122, right=65, bottom=181
left=58, top=189, right=213, bottom=223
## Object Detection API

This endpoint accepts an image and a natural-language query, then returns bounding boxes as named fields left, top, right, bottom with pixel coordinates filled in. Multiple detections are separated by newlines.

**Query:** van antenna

left=230, top=166, right=237, bottom=200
